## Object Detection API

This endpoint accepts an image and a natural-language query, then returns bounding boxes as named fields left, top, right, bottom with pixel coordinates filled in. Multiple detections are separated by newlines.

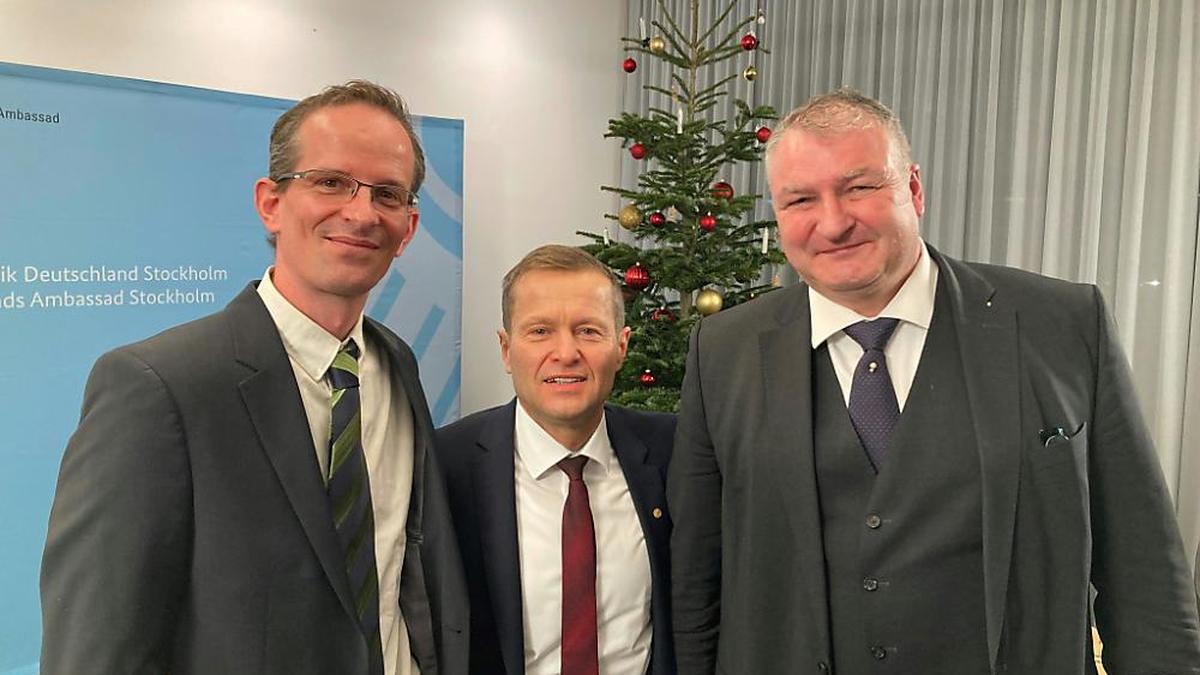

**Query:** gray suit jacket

left=668, top=248, right=1200, bottom=674
left=41, top=284, right=468, bottom=675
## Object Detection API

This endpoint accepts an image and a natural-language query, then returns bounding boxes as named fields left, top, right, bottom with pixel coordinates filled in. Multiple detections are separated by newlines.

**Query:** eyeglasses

left=272, top=169, right=418, bottom=211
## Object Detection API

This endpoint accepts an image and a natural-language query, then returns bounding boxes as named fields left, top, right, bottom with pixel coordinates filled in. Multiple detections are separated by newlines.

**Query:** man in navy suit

left=437, top=244, right=675, bottom=675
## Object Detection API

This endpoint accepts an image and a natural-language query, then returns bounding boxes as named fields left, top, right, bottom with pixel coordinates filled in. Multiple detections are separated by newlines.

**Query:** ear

left=498, top=329, right=512, bottom=374
left=254, top=178, right=283, bottom=237
left=616, top=325, right=631, bottom=362
left=392, top=210, right=420, bottom=258
left=908, top=164, right=925, bottom=218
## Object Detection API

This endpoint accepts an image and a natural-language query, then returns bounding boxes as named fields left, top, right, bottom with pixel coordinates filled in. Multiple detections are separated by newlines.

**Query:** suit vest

left=813, top=295, right=990, bottom=674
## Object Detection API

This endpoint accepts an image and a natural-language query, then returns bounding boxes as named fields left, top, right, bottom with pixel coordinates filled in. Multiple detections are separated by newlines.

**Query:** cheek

left=512, top=349, right=547, bottom=377
left=777, top=221, right=813, bottom=254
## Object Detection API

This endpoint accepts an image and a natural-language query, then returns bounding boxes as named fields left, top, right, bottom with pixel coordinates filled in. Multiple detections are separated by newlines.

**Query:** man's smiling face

left=500, top=268, right=629, bottom=446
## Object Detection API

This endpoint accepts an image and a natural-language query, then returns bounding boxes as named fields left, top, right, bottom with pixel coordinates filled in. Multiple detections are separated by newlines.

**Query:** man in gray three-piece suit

left=668, top=88, right=1200, bottom=674
left=40, top=81, right=467, bottom=675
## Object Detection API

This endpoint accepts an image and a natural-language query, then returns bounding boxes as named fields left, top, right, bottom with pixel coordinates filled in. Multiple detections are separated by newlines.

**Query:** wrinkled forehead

left=509, top=269, right=621, bottom=321
left=767, top=123, right=906, bottom=182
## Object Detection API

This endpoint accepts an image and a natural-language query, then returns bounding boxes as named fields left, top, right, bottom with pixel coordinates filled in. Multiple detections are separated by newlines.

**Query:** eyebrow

left=517, top=315, right=611, bottom=329
left=841, top=167, right=889, bottom=181
left=775, top=167, right=890, bottom=194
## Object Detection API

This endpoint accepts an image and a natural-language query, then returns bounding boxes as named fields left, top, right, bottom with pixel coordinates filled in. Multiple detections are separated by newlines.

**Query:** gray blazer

left=668, top=248, right=1200, bottom=674
left=40, top=284, right=468, bottom=675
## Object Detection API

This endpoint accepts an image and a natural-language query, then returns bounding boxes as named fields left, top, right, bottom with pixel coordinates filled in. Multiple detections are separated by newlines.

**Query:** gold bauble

left=743, top=65, right=758, bottom=82
left=695, top=288, right=724, bottom=316
left=617, top=204, right=642, bottom=230
left=648, top=36, right=667, bottom=54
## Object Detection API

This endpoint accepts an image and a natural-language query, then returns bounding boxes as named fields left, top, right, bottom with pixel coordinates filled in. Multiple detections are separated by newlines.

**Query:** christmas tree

left=579, top=0, right=783, bottom=412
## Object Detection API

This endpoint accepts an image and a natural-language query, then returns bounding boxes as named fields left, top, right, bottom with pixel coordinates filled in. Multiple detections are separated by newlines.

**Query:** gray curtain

left=622, top=0, right=1200, bottom=563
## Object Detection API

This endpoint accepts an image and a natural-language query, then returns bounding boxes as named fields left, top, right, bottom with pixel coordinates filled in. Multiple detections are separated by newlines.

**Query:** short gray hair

left=766, top=86, right=912, bottom=172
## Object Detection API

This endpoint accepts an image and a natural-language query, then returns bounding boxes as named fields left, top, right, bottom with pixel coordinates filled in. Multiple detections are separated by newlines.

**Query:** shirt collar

left=513, top=400, right=615, bottom=481
left=809, top=240, right=938, bottom=348
left=256, top=266, right=367, bottom=381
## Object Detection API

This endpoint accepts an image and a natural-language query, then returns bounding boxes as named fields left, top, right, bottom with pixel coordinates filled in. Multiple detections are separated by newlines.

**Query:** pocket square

left=1039, top=427, right=1068, bottom=446
left=1039, top=423, right=1084, bottom=447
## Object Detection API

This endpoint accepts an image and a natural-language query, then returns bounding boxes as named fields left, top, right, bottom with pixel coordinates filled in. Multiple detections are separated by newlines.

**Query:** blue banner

left=0, top=63, right=463, bottom=674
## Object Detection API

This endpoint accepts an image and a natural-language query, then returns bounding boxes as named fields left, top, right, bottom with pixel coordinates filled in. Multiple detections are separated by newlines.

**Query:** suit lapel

left=474, top=401, right=526, bottom=675
left=930, top=248, right=1021, bottom=671
left=759, top=287, right=831, bottom=652
left=366, top=319, right=439, bottom=670
left=605, top=407, right=672, bottom=673
left=606, top=406, right=669, bottom=553
left=226, top=285, right=359, bottom=623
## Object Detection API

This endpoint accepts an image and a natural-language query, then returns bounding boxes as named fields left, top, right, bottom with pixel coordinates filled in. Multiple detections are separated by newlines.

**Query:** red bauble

left=629, top=142, right=646, bottom=159
left=740, top=33, right=759, bottom=51
left=711, top=181, right=734, bottom=200
left=623, top=57, right=638, bottom=73
left=648, top=211, right=667, bottom=227
left=639, top=369, right=657, bottom=387
left=624, top=263, right=651, bottom=290
left=699, top=214, right=717, bottom=231
left=755, top=126, right=772, bottom=143
left=651, top=308, right=677, bottom=322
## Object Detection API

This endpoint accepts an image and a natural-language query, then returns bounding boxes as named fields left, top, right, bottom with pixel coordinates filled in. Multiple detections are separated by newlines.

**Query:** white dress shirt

left=258, top=269, right=420, bottom=675
left=512, top=402, right=653, bottom=675
left=808, top=242, right=939, bottom=410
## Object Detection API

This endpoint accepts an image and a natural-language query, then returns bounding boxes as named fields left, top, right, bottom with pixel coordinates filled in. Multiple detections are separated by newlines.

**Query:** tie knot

left=327, top=340, right=360, bottom=389
left=558, top=455, right=589, bottom=481
left=843, top=318, right=900, bottom=351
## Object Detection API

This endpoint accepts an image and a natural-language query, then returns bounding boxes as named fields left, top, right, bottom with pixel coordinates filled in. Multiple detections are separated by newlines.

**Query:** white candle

left=677, top=107, right=684, bottom=133
left=761, top=228, right=769, bottom=254
left=603, top=228, right=610, bottom=245
left=639, top=18, right=646, bottom=40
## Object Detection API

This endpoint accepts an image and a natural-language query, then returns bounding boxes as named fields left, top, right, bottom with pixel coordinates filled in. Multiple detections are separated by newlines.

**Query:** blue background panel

left=0, top=62, right=464, bottom=674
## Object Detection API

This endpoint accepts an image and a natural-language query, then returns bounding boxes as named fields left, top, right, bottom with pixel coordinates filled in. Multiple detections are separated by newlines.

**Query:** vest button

left=817, top=661, right=829, bottom=672
left=865, top=514, right=882, bottom=529
left=862, top=577, right=879, bottom=591
left=871, top=645, right=888, bottom=660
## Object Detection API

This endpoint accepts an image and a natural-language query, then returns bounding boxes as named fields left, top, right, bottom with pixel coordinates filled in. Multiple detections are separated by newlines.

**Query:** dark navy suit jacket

left=437, top=400, right=676, bottom=674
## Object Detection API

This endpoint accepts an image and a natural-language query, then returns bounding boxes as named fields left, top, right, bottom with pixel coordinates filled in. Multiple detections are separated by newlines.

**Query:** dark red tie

left=558, top=455, right=599, bottom=675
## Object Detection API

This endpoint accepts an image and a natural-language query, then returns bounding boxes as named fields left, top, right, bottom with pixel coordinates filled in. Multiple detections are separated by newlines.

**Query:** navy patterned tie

left=325, top=340, right=383, bottom=666
left=843, top=319, right=901, bottom=468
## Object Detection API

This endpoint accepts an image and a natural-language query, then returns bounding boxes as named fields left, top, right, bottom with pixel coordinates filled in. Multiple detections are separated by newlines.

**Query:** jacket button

left=862, top=577, right=879, bottom=592
left=865, top=514, right=882, bottom=529
left=817, top=661, right=829, bottom=672
left=651, top=507, right=663, bottom=519
left=871, top=645, right=887, bottom=660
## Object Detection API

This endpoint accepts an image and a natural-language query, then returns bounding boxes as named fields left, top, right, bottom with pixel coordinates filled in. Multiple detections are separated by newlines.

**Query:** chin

left=326, top=270, right=389, bottom=295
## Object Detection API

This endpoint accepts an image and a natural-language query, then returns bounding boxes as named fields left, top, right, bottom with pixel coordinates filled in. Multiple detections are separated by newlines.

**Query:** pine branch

left=696, top=0, right=742, bottom=46
left=651, top=5, right=689, bottom=47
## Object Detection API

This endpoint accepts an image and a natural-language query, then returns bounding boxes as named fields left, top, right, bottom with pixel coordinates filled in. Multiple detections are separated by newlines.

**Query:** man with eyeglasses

left=40, top=81, right=468, bottom=675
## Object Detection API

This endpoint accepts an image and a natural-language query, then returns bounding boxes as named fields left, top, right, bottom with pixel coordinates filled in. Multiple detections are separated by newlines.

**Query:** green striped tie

left=326, top=340, right=383, bottom=673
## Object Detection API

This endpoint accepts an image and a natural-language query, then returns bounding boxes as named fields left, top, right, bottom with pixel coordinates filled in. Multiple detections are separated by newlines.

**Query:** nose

left=814, top=195, right=854, bottom=240
left=339, top=185, right=381, bottom=223
left=549, top=332, right=582, bottom=362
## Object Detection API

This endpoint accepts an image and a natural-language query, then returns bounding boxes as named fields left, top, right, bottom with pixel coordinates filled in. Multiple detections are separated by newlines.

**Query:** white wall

left=0, top=0, right=624, bottom=415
